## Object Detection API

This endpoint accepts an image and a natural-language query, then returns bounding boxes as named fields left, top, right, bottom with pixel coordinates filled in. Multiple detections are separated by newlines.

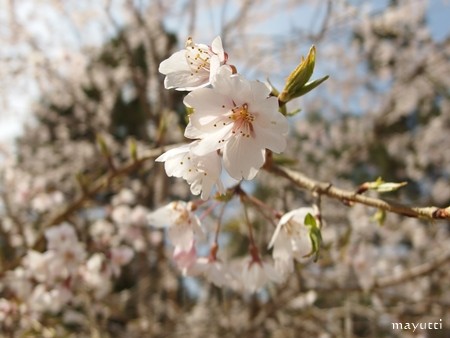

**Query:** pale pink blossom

left=172, top=240, right=198, bottom=275
left=156, top=142, right=224, bottom=200
left=31, top=191, right=64, bottom=213
left=0, top=298, right=17, bottom=328
left=47, top=243, right=87, bottom=278
left=192, top=257, right=231, bottom=287
left=80, top=254, right=112, bottom=299
left=130, top=205, right=150, bottom=226
left=5, top=268, right=33, bottom=300
left=28, top=284, right=73, bottom=314
left=90, top=219, right=115, bottom=245
left=44, top=223, right=78, bottom=251
left=111, top=204, right=132, bottom=226
left=239, top=258, right=282, bottom=293
left=111, top=189, right=136, bottom=206
left=184, top=66, right=289, bottom=180
left=159, top=36, right=227, bottom=91
left=268, top=208, right=314, bottom=276
left=22, top=250, right=53, bottom=283
left=147, top=201, right=203, bottom=252
left=44, top=224, right=87, bottom=278
left=110, top=246, right=134, bottom=276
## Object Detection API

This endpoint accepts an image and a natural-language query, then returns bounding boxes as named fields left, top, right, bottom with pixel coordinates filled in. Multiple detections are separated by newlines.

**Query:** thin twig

left=265, top=163, right=450, bottom=220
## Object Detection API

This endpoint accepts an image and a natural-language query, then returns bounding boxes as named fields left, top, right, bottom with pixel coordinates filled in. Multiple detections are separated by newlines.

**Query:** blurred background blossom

left=0, top=0, right=449, bottom=337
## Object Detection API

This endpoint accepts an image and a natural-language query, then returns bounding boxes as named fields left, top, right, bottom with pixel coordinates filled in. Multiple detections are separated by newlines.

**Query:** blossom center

left=185, top=38, right=211, bottom=76
left=230, top=103, right=255, bottom=138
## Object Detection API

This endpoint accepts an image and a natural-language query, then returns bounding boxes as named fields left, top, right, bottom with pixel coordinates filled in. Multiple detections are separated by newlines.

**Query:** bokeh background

left=0, top=1, right=449, bottom=337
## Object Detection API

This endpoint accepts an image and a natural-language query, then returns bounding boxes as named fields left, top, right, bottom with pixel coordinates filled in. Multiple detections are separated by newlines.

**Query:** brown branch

left=315, top=247, right=450, bottom=292
left=374, top=248, right=450, bottom=289
left=265, top=163, right=450, bottom=220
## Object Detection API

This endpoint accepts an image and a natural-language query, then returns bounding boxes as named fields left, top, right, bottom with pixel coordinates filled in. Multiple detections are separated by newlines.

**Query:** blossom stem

left=199, top=200, right=220, bottom=221
left=214, top=202, right=227, bottom=244
left=242, top=196, right=256, bottom=247
left=242, top=193, right=282, bottom=227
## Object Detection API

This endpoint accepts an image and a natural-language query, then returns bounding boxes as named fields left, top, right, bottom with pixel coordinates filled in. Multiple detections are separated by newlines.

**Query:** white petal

left=164, top=71, right=209, bottom=91
left=262, top=261, right=283, bottom=284
left=213, top=72, right=252, bottom=107
left=189, top=127, right=231, bottom=155
left=168, top=223, right=194, bottom=251
left=147, top=202, right=186, bottom=228
left=272, top=230, right=293, bottom=261
left=290, top=208, right=315, bottom=224
left=268, top=219, right=285, bottom=249
left=159, top=50, right=189, bottom=74
left=211, top=65, right=233, bottom=88
left=156, top=144, right=191, bottom=162
left=253, top=120, right=288, bottom=153
left=184, top=122, right=204, bottom=139
left=183, top=88, right=230, bottom=123
left=210, top=36, right=225, bottom=61
left=248, top=80, right=271, bottom=101
left=223, top=137, right=265, bottom=180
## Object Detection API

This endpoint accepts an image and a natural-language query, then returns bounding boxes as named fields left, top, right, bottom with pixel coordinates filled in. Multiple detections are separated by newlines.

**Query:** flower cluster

left=147, top=202, right=319, bottom=292
left=152, top=36, right=321, bottom=292
left=157, top=36, right=289, bottom=199
left=2, top=222, right=134, bottom=329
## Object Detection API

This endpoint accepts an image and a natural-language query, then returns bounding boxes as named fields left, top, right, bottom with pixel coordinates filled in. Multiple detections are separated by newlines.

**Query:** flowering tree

left=0, top=0, right=449, bottom=337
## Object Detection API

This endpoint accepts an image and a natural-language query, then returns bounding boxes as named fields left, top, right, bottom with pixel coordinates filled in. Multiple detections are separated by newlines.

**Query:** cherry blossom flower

left=109, top=246, right=134, bottom=277
left=111, top=204, right=132, bottom=226
left=130, top=205, right=150, bottom=226
left=156, top=142, right=224, bottom=200
left=236, top=257, right=282, bottom=293
left=80, top=253, right=112, bottom=299
left=44, top=224, right=87, bottom=278
left=90, top=219, right=115, bottom=245
left=159, top=36, right=227, bottom=91
left=172, top=240, right=198, bottom=275
left=31, top=191, right=64, bottom=213
left=268, top=207, right=315, bottom=276
left=192, top=257, right=232, bottom=287
left=184, top=66, right=289, bottom=180
left=44, top=223, right=78, bottom=251
left=147, top=201, right=204, bottom=251
left=22, top=250, right=53, bottom=283
left=28, top=284, right=73, bottom=314
left=0, top=298, right=18, bottom=329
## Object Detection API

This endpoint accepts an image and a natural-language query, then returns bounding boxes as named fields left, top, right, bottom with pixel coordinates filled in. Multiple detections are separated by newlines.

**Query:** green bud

left=367, top=177, right=407, bottom=193
left=279, top=46, right=327, bottom=104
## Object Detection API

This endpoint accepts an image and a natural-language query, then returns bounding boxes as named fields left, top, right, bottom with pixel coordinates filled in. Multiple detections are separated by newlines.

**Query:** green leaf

left=303, top=213, right=322, bottom=262
left=304, top=213, right=317, bottom=228
left=287, top=108, right=302, bottom=117
left=293, top=75, right=329, bottom=98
